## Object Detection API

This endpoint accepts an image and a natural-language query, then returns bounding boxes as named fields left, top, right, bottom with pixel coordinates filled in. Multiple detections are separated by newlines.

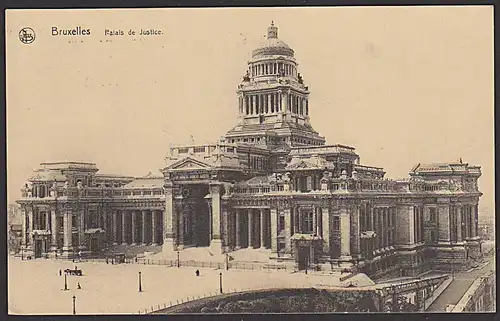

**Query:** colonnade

left=110, top=209, right=164, bottom=246
left=239, top=92, right=308, bottom=116
left=250, top=61, right=296, bottom=77
left=227, top=208, right=272, bottom=250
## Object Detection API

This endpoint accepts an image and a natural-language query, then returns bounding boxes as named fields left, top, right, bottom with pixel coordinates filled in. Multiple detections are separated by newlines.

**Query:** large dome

left=252, top=22, right=294, bottom=58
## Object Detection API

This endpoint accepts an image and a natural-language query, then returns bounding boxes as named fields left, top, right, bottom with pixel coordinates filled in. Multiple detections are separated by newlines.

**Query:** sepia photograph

left=6, top=6, right=495, bottom=315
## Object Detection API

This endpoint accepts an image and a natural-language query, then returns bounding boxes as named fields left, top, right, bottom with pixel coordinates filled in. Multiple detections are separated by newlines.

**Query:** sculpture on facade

left=21, top=183, right=32, bottom=197
left=49, top=182, right=57, bottom=197
left=243, top=70, right=250, bottom=82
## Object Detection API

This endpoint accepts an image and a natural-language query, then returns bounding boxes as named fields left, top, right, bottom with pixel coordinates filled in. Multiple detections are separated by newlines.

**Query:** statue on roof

left=298, top=73, right=303, bottom=84
left=243, top=70, right=250, bottom=82
left=22, top=183, right=32, bottom=197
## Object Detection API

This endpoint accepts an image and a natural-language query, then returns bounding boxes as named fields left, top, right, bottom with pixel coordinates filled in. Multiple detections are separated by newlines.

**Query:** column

left=406, top=206, right=415, bottom=245
left=260, top=209, right=265, bottom=249
left=131, top=211, right=137, bottom=245
left=163, top=184, right=176, bottom=251
left=178, top=209, right=184, bottom=248
left=21, top=207, right=26, bottom=248
left=312, top=206, right=317, bottom=235
left=267, top=94, right=272, bottom=114
left=381, top=208, right=386, bottom=248
left=456, top=206, right=462, bottom=242
left=79, top=209, right=85, bottom=249
left=339, top=207, right=351, bottom=259
left=438, top=205, right=450, bottom=243
left=294, top=206, right=299, bottom=234
left=141, top=210, right=148, bottom=244
left=121, top=211, right=127, bottom=244
left=270, top=208, right=278, bottom=254
left=284, top=207, right=291, bottom=254
left=222, top=208, right=229, bottom=248
left=473, top=204, right=479, bottom=237
left=152, top=210, right=158, bottom=245
left=351, top=206, right=360, bottom=254
left=252, top=95, right=257, bottom=115
left=322, top=207, right=330, bottom=255
left=248, top=209, right=254, bottom=248
left=51, top=209, right=57, bottom=250
left=45, top=211, right=50, bottom=231
left=235, top=210, right=241, bottom=249
left=112, top=210, right=119, bottom=245
left=209, top=184, right=223, bottom=253
left=63, top=209, right=72, bottom=251
left=282, top=92, right=288, bottom=112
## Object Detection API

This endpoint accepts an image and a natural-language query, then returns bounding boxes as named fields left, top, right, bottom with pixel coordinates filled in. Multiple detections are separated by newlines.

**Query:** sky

left=6, top=6, right=494, bottom=217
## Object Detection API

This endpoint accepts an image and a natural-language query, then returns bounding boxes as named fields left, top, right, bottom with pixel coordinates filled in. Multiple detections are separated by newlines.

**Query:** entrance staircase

left=101, top=244, right=163, bottom=258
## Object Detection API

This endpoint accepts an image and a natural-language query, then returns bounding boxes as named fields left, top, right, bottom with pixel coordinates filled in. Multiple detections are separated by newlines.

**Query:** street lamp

left=63, top=273, right=68, bottom=291
left=72, top=295, right=76, bottom=315
left=219, top=272, right=223, bottom=294
left=138, top=271, right=142, bottom=292
left=177, top=251, right=180, bottom=268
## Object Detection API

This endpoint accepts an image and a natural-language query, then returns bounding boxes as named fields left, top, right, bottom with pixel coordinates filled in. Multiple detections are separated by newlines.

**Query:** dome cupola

left=252, top=21, right=294, bottom=58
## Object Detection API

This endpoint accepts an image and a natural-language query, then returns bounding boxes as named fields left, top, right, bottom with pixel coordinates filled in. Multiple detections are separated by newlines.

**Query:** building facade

left=16, top=23, right=483, bottom=278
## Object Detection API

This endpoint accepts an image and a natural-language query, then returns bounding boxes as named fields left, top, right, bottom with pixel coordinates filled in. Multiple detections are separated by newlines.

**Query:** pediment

left=166, top=157, right=213, bottom=171
left=286, top=160, right=319, bottom=170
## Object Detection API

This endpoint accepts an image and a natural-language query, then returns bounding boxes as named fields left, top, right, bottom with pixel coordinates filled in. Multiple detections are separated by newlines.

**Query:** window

left=429, top=207, right=437, bottom=222
left=178, top=148, right=188, bottom=154
left=278, top=215, right=285, bottom=231
left=306, top=176, right=312, bottom=191
left=193, top=147, right=205, bottom=153
left=303, top=212, right=314, bottom=234
left=333, top=216, right=340, bottom=231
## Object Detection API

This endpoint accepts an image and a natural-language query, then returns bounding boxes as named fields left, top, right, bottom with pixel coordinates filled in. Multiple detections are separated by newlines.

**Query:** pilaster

left=270, top=208, right=278, bottom=255
left=321, top=207, right=330, bottom=255
left=284, top=207, right=292, bottom=254
left=163, top=183, right=176, bottom=252
left=209, top=183, right=223, bottom=254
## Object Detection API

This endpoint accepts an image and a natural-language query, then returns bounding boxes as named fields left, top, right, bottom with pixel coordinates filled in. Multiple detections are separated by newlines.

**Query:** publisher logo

left=19, top=27, right=36, bottom=44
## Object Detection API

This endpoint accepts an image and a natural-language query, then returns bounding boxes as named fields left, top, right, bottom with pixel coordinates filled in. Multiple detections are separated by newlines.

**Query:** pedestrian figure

left=77, top=282, right=81, bottom=290
left=59, top=269, right=62, bottom=276
left=106, top=258, right=109, bottom=264
left=195, top=270, right=200, bottom=277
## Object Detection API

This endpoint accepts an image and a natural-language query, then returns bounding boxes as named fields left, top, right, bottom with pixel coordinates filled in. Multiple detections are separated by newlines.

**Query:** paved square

left=8, top=257, right=359, bottom=315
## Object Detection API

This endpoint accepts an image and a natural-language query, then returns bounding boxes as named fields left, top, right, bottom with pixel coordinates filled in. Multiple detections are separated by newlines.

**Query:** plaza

left=8, top=256, right=372, bottom=315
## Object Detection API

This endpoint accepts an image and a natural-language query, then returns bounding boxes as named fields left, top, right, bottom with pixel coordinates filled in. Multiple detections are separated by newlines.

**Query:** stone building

left=16, top=23, right=483, bottom=277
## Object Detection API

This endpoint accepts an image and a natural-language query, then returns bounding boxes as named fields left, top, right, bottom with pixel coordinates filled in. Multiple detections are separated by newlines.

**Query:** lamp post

left=138, top=271, right=142, bottom=292
left=177, top=251, right=180, bottom=268
left=72, top=295, right=76, bottom=315
left=219, top=272, right=223, bottom=294
left=63, top=273, right=68, bottom=291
